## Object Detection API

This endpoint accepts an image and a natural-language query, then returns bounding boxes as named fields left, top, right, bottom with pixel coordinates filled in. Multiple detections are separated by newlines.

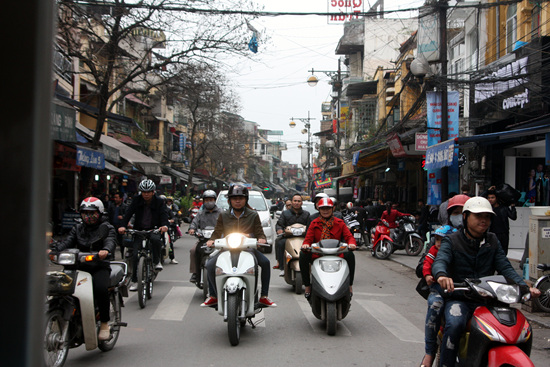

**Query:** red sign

left=415, top=132, right=428, bottom=151
left=387, top=133, right=407, bottom=158
left=53, top=143, right=81, bottom=172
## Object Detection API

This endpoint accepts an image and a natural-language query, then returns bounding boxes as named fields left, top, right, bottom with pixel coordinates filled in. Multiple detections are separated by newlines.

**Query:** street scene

left=6, top=0, right=550, bottom=367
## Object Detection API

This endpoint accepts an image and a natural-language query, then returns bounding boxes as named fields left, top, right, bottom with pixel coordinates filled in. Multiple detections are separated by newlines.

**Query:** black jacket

left=107, top=202, right=128, bottom=228
left=122, top=194, right=169, bottom=230
left=211, top=207, right=266, bottom=241
left=276, top=208, right=310, bottom=231
left=490, top=205, right=517, bottom=234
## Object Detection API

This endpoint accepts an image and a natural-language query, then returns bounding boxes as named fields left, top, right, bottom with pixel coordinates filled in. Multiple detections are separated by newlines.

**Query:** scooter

left=192, top=227, right=215, bottom=300
left=308, top=239, right=352, bottom=336
left=281, top=223, right=306, bottom=294
left=212, top=233, right=270, bottom=346
left=44, top=249, right=128, bottom=367
left=344, top=211, right=368, bottom=248
left=437, top=275, right=534, bottom=366
left=370, top=220, right=394, bottom=260
left=389, top=215, right=423, bottom=256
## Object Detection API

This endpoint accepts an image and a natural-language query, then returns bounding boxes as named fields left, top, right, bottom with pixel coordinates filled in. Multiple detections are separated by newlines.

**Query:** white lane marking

left=294, top=295, right=351, bottom=336
left=151, top=286, right=195, bottom=321
left=355, top=299, right=423, bottom=343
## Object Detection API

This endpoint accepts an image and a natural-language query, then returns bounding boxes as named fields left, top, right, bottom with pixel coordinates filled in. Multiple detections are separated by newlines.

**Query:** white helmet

left=202, top=190, right=217, bottom=199
left=80, top=197, right=105, bottom=213
left=138, top=179, right=156, bottom=192
left=314, top=192, right=329, bottom=202
left=330, top=197, right=337, bottom=205
left=463, top=197, right=495, bottom=215
left=346, top=202, right=353, bottom=210
left=318, top=198, right=334, bottom=208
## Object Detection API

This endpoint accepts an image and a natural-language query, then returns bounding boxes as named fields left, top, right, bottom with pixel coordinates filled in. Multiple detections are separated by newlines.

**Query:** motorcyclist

left=107, top=191, right=128, bottom=258
left=307, top=193, right=342, bottom=226
left=48, top=197, right=115, bottom=341
left=300, top=197, right=356, bottom=300
left=445, top=194, right=470, bottom=228
left=191, top=195, right=203, bottom=209
left=201, top=185, right=277, bottom=308
left=432, top=197, right=540, bottom=367
left=188, top=190, right=221, bottom=283
left=118, top=179, right=169, bottom=291
left=380, top=201, right=410, bottom=229
left=273, top=193, right=310, bottom=275
left=162, top=195, right=179, bottom=264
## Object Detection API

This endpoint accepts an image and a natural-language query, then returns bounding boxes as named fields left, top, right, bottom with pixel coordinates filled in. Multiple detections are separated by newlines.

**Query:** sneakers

left=170, top=259, right=179, bottom=264
left=155, top=262, right=164, bottom=270
left=259, top=296, right=277, bottom=308
left=279, top=270, right=285, bottom=277
left=129, top=282, right=138, bottom=291
left=98, top=323, right=110, bottom=341
left=272, top=264, right=280, bottom=269
left=200, top=296, right=218, bottom=307
left=189, top=274, right=197, bottom=283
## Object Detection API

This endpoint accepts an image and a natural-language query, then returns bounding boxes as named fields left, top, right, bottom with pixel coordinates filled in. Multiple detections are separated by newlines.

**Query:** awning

left=313, top=129, right=334, bottom=137
left=125, top=93, right=150, bottom=108
left=108, top=132, right=140, bottom=146
left=161, top=166, right=206, bottom=185
left=104, top=161, right=127, bottom=175
left=457, top=124, right=550, bottom=146
left=425, top=139, right=456, bottom=170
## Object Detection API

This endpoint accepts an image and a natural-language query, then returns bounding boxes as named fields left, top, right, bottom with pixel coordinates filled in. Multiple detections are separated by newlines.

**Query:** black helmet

left=227, top=185, right=249, bottom=200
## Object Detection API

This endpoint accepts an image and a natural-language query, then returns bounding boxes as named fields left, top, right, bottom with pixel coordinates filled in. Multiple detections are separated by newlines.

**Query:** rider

left=201, top=185, right=277, bottom=308
left=300, top=197, right=357, bottom=300
left=188, top=190, right=221, bottom=283
left=445, top=194, right=470, bottom=228
left=162, top=195, right=179, bottom=264
left=118, top=179, right=169, bottom=291
left=380, top=201, right=410, bottom=229
left=107, top=191, right=128, bottom=258
left=274, top=193, right=310, bottom=275
left=307, top=193, right=342, bottom=226
left=49, top=197, right=115, bottom=341
left=191, top=195, right=203, bottom=209
left=432, top=197, right=540, bottom=367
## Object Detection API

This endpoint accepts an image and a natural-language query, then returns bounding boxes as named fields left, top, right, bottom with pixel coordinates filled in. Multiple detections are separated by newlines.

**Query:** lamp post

left=290, top=112, right=315, bottom=195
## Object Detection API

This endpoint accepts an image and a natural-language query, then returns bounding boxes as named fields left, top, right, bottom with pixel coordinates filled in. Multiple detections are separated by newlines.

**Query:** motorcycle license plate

left=404, top=224, right=414, bottom=231
left=353, top=233, right=362, bottom=239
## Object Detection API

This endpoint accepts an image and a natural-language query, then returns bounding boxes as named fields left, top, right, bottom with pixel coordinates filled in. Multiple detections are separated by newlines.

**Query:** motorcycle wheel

left=294, top=272, right=303, bottom=295
left=98, top=293, right=121, bottom=351
left=202, top=266, right=208, bottom=300
left=137, top=257, right=147, bottom=309
left=534, top=275, right=550, bottom=313
left=374, top=240, right=393, bottom=260
left=227, top=293, right=241, bottom=346
left=43, top=309, right=69, bottom=367
left=326, top=302, right=337, bottom=336
left=405, top=237, right=423, bottom=256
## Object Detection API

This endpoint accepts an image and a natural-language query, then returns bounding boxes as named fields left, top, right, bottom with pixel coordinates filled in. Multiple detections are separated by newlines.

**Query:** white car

left=216, top=190, right=276, bottom=253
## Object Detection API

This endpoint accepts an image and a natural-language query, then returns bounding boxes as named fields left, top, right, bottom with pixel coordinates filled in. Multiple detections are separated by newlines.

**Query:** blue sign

left=425, top=139, right=456, bottom=170
left=76, top=146, right=105, bottom=169
left=352, top=151, right=360, bottom=166
left=179, top=133, right=185, bottom=152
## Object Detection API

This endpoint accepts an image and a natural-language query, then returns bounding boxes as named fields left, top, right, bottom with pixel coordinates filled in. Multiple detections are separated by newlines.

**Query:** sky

left=225, top=0, right=424, bottom=165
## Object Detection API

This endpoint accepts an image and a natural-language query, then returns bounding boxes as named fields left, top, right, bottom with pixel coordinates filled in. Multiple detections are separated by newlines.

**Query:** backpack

left=415, top=239, right=434, bottom=278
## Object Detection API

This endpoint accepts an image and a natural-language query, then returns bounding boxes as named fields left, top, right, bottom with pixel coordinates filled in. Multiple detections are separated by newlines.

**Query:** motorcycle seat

left=537, top=263, right=550, bottom=271
left=109, top=262, right=126, bottom=287
left=318, top=239, right=340, bottom=248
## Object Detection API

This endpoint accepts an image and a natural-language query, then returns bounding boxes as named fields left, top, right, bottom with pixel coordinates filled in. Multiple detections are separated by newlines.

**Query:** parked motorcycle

left=533, top=263, right=550, bottom=312
left=281, top=223, right=306, bottom=294
left=344, top=211, right=368, bottom=248
left=436, top=275, right=534, bottom=366
left=191, top=227, right=215, bottom=300
left=307, top=239, right=352, bottom=336
left=211, top=233, right=271, bottom=346
left=44, top=249, right=128, bottom=367
left=370, top=220, right=393, bottom=260
left=370, top=216, right=423, bottom=260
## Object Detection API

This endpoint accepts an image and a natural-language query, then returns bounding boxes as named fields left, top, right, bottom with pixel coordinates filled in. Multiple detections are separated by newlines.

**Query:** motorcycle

left=281, top=223, right=306, bottom=294
left=211, top=233, right=271, bottom=346
left=370, top=216, right=423, bottom=260
left=191, top=226, right=215, bottom=300
left=44, top=249, right=128, bottom=367
left=344, top=211, right=368, bottom=248
left=188, top=207, right=200, bottom=223
left=370, top=220, right=394, bottom=260
left=308, top=239, right=352, bottom=336
left=533, top=263, right=550, bottom=312
left=436, top=275, right=534, bottom=366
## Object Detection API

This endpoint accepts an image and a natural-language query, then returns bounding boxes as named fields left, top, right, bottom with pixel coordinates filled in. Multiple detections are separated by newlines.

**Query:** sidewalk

left=387, top=250, right=550, bottom=329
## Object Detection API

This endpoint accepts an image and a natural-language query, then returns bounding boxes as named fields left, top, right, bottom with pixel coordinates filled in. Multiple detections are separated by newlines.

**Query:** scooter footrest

left=117, top=322, right=128, bottom=327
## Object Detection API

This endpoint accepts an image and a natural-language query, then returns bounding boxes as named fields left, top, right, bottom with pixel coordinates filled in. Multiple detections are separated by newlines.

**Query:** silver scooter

left=308, top=239, right=352, bottom=336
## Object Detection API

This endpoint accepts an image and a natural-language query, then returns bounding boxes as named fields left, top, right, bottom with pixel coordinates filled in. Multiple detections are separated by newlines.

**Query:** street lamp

left=290, top=112, right=315, bottom=195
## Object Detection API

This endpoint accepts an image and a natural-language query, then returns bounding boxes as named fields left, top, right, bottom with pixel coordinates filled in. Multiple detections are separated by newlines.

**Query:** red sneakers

left=200, top=296, right=218, bottom=307
left=259, top=296, right=277, bottom=307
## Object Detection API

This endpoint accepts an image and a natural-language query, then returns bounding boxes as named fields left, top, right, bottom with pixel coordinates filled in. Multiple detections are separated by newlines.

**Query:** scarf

left=319, top=216, right=334, bottom=240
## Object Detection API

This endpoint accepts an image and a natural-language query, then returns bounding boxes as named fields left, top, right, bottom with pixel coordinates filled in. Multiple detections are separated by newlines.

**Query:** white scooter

left=212, top=233, right=269, bottom=346
left=308, top=239, right=352, bottom=336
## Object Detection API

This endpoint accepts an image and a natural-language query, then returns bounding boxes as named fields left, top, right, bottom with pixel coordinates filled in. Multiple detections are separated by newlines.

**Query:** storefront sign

left=51, top=103, right=76, bottom=142
left=159, top=176, right=172, bottom=185
left=474, top=56, right=528, bottom=104
left=425, top=139, right=456, bottom=170
left=327, top=0, right=364, bottom=24
left=502, top=88, right=529, bottom=110
left=54, top=143, right=81, bottom=172
left=102, top=144, right=120, bottom=163
left=76, top=146, right=105, bottom=169
left=387, top=133, right=407, bottom=157
left=415, top=132, right=428, bottom=151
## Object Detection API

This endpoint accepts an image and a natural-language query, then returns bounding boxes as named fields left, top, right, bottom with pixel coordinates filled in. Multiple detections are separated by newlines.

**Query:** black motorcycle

left=389, top=215, right=423, bottom=256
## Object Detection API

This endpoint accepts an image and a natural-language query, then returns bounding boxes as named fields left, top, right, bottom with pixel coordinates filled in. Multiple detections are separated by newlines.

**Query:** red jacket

left=303, top=217, right=356, bottom=246
left=422, top=245, right=439, bottom=278
left=380, top=209, right=409, bottom=228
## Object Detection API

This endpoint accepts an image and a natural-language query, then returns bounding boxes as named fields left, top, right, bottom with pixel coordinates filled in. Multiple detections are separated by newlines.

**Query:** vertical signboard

left=417, top=7, right=440, bottom=62
left=327, top=0, right=364, bottom=24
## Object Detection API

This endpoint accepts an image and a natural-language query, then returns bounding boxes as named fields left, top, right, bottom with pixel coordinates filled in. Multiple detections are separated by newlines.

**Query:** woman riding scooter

left=300, top=197, right=356, bottom=299
left=48, top=197, right=116, bottom=341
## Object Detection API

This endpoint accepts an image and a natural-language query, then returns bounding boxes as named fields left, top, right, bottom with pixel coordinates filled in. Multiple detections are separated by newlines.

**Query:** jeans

left=299, top=250, right=355, bottom=287
left=130, top=232, right=163, bottom=282
left=439, top=299, right=478, bottom=367
left=275, top=236, right=286, bottom=267
left=206, top=248, right=271, bottom=298
left=425, top=284, right=444, bottom=356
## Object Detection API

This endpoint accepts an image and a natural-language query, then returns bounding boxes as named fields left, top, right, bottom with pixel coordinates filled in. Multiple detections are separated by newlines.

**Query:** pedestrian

left=417, top=198, right=429, bottom=241
left=107, top=191, right=128, bottom=258
left=487, top=188, right=517, bottom=255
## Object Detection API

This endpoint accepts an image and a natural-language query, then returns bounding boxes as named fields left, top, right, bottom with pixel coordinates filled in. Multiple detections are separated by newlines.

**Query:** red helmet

left=80, top=197, right=105, bottom=213
left=447, top=194, right=470, bottom=212
left=317, top=198, right=334, bottom=208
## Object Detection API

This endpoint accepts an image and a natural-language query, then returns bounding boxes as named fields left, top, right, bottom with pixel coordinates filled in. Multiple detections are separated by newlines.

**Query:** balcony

left=335, top=20, right=364, bottom=55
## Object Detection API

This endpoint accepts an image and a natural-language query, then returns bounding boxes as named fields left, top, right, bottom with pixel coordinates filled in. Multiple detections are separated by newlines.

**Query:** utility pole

left=439, top=0, right=449, bottom=200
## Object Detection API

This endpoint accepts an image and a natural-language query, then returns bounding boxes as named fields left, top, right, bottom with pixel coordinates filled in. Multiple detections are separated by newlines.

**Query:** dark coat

left=211, top=206, right=265, bottom=241
left=107, top=202, right=128, bottom=228
left=276, top=208, right=310, bottom=231
left=121, top=194, right=169, bottom=230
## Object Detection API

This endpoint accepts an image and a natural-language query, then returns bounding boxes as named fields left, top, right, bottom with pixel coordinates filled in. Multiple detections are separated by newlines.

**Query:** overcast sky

left=226, top=0, right=423, bottom=165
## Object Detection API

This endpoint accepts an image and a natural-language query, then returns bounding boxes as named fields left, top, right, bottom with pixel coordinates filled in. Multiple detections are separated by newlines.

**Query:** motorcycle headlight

left=227, top=233, right=243, bottom=249
left=488, top=282, right=521, bottom=304
left=291, top=228, right=304, bottom=236
left=56, top=252, right=77, bottom=265
left=319, top=259, right=342, bottom=273
left=261, top=219, right=270, bottom=228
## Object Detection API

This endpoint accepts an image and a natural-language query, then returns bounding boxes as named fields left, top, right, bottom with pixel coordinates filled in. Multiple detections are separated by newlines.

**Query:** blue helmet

left=434, top=225, right=457, bottom=237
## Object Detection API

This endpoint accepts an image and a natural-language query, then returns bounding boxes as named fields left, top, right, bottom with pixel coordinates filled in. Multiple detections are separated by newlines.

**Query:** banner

left=387, top=133, right=407, bottom=157
left=314, top=177, right=332, bottom=189
left=425, top=139, right=456, bottom=170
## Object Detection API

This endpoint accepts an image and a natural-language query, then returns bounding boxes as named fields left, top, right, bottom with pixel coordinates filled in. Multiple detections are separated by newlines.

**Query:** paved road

left=61, top=228, right=549, bottom=366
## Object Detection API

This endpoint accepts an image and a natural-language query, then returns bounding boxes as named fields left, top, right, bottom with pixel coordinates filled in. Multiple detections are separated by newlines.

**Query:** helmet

left=203, top=190, right=217, bottom=199
left=138, top=179, right=156, bottom=192
left=80, top=197, right=105, bottom=213
left=314, top=193, right=329, bottom=202
left=166, top=196, right=173, bottom=202
left=346, top=202, right=353, bottom=210
left=434, top=225, right=457, bottom=237
left=447, top=194, right=470, bottom=211
left=227, top=185, right=249, bottom=199
left=463, top=197, right=495, bottom=215
left=194, top=195, right=201, bottom=200
left=159, top=195, right=167, bottom=200
left=330, top=197, right=337, bottom=205
left=318, top=198, right=334, bottom=208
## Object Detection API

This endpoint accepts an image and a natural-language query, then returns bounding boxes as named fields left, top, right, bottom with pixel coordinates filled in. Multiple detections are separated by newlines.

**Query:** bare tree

left=56, top=0, right=261, bottom=147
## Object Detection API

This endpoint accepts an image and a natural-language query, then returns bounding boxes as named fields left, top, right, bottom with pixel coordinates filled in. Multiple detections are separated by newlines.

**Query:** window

left=506, top=4, right=517, bottom=53
left=467, top=29, right=478, bottom=71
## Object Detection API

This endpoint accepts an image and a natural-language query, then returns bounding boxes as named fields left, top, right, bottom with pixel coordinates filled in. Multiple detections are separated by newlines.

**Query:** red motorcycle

left=370, top=220, right=393, bottom=259
left=437, top=275, right=534, bottom=367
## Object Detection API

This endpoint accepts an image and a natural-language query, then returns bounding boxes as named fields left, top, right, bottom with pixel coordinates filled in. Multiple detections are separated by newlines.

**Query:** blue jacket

left=432, top=230, right=525, bottom=286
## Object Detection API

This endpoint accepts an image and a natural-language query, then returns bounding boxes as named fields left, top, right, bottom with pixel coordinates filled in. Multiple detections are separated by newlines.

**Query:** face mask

left=450, top=214, right=463, bottom=228
left=204, top=201, right=215, bottom=210
left=81, top=211, right=100, bottom=225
